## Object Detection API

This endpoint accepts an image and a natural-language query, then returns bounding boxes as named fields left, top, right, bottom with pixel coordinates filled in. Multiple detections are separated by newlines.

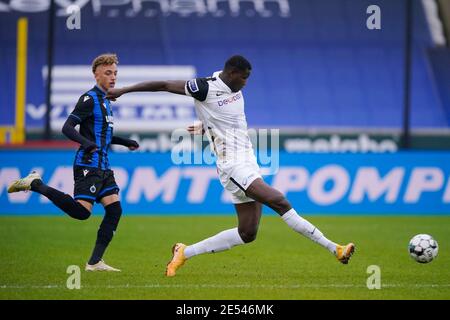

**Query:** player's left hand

left=127, top=140, right=139, bottom=151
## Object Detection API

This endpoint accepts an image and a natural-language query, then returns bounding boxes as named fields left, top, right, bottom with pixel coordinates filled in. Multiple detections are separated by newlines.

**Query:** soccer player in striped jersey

left=107, top=55, right=355, bottom=277
left=8, top=54, right=139, bottom=272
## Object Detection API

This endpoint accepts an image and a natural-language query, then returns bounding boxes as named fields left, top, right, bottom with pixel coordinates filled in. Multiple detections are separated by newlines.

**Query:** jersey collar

left=213, top=70, right=233, bottom=94
left=94, top=84, right=107, bottom=96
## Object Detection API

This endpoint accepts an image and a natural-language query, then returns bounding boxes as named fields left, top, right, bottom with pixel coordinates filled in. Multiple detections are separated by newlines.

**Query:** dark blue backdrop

left=0, top=0, right=446, bottom=130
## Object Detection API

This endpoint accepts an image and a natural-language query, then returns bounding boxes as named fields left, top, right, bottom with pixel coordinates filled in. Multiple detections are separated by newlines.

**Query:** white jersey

left=184, top=71, right=256, bottom=169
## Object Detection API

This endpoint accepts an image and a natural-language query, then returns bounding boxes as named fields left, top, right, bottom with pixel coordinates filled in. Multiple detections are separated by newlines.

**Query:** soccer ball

left=408, top=234, right=438, bottom=263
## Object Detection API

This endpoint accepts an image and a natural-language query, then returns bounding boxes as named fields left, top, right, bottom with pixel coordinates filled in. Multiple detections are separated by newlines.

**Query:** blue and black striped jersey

left=69, top=85, right=114, bottom=170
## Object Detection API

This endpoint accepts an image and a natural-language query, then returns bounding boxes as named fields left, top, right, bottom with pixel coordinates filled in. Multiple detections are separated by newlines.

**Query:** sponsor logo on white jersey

left=217, top=92, right=242, bottom=107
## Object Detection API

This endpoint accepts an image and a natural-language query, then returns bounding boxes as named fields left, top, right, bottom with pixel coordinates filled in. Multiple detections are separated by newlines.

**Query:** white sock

left=281, top=208, right=337, bottom=254
left=184, top=227, right=245, bottom=259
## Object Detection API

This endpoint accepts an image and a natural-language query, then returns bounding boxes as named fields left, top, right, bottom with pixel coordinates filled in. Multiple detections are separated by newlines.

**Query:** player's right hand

left=81, top=142, right=98, bottom=164
left=187, top=121, right=204, bottom=135
left=83, top=142, right=98, bottom=153
left=106, top=88, right=123, bottom=101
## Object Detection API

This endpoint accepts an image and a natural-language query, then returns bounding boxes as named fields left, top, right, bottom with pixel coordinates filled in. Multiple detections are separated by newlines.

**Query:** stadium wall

left=428, top=48, right=450, bottom=124
left=1, top=150, right=449, bottom=215
left=0, top=0, right=447, bottom=131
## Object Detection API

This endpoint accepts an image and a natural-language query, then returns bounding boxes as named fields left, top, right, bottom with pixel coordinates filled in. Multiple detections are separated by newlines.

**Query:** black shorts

left=73, top=166, right=119, bottom=204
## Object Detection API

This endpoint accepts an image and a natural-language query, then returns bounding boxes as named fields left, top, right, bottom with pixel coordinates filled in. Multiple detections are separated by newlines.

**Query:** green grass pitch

left=0, top=215, right=449, bottom=300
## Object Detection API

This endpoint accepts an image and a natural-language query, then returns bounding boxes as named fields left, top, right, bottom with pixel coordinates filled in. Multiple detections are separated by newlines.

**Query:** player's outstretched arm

left=111, top=136, right=139, bottom=151
left=106, top=80, right=186, bottom=100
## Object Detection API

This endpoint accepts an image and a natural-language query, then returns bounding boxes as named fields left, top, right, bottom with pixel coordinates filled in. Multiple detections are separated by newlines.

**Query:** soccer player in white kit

left=106, top=55, right=355, bottom=276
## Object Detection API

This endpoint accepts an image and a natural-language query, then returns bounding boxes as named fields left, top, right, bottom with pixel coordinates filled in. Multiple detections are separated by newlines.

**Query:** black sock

left=88, top=202, right=122, bottom=265
left=30, top=180, right=91, bottom=220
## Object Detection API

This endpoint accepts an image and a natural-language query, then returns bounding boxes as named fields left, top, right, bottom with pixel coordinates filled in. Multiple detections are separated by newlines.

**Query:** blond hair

left=92, top=53, right=118, bottom=73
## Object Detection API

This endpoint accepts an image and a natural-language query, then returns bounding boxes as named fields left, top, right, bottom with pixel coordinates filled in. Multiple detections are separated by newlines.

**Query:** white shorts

left=218, top=160, right=262, bottom=204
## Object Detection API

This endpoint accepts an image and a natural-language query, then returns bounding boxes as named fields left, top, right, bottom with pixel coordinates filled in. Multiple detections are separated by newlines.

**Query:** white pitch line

left=1, top=284, right=450, bottom=290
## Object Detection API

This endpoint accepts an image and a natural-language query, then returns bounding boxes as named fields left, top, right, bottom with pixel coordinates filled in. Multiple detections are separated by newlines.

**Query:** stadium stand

left=0, top=0, right=448, bottom=131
